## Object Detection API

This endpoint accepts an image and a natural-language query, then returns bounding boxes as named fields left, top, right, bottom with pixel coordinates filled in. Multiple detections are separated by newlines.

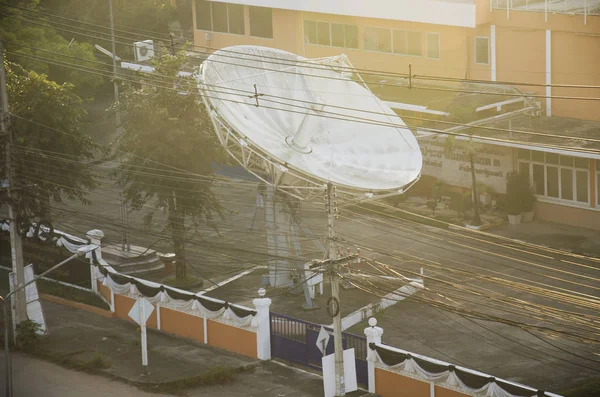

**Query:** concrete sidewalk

left=491, top=220, right=600, bottom=258
left=34, top=299, right=257, bottom=384
left=5, top=298, right=365, bottom=396
left=2, top=352, right=338, bottom=397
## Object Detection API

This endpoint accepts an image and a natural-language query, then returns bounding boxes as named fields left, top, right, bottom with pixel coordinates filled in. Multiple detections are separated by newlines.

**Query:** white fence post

left=253, top=288, right=272, bottom=360
left=86, top=229, right=104, bottom=293
left=364, top=318, right=384, bottom=394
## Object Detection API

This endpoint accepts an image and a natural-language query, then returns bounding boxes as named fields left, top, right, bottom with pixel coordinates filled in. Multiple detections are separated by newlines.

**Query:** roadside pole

left=140, top=297, right=148, bottom=373
left=0, top=38, right=27, bottom=330
left=108, top=0, right=129, bottom=252
left=327, top=182, right=345, bottom=396
left=2, top=245, right=98, bottom=397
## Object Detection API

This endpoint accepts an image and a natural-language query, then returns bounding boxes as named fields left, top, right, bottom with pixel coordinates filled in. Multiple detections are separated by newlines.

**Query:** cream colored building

left=189, top=0, right=600, bottom=230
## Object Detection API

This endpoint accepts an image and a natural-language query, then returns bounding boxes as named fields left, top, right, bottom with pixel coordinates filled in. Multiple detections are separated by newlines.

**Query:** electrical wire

left=7, top=50, right=600, bottom=157
left=5, top=3, right=600, bottom=91
left=4, top=8, right=600, bottom=104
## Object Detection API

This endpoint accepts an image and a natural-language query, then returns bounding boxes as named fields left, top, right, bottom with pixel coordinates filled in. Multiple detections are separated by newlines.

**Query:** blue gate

left=270, top=312, right=368, bottom=386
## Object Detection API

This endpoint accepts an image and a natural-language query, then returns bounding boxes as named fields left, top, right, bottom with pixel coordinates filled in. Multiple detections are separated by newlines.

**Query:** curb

left=40, top=293, right=115, bottom=319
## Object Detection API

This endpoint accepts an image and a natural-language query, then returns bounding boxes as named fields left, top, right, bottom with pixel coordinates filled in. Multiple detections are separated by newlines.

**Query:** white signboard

left=316, top=326, right=331, bottom=355
left=9, top=264, right=47, bottom=335
left=322, top=348, right=358, bottom=397
left=419, top=136, right=513, bottom=194
left=304, top=263, right=323, bottom=298
left=128, top=298, right=155, bottom=326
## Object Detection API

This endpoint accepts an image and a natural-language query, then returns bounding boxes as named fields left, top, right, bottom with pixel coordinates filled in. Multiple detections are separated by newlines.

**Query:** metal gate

left=270, top=312, right=368, bottom=386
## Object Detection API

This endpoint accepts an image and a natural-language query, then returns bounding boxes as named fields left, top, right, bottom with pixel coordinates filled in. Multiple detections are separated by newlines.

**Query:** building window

left=475, top=36, right=489, bottom=65
left=195, top=0, right=245, bottom=35
left=365, top=27, right=391, bottom=53
left=211, top=2, right=228, bottom=33
left=364, top=27, right=377, bottom=51
left=304, top=20, right=317, bottom=44
left=407, top=31, right=422, bottom=56
left=392, top=29, right=422, bottom=56
left=392, top=30, right=406, bottom=54
left=195, top=0, right=211, bottom=31
left=249, top=6, right=272, bottom=38
left=427, top=32, right=440, bottom=59
left=305, top=20, right=358, bottom=49
left=519, top=149, right=589, bottom=204
left=227, top=4, right=244, bottom=34
left=330, top=23, right=358, bottom=49
left=344, top=24, right=359, bottom=49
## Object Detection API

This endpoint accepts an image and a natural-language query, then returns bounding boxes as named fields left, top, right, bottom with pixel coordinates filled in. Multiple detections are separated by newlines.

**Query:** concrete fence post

left=86, top=229, right=104, bottom=293
left=253, top=288, right=272, bottom=360
left=364, top=317, right=384, bottom=394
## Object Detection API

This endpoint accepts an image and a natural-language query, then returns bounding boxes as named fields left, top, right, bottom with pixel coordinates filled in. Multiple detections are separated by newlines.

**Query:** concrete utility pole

left=327, top=182, right=345, bottom=396
left=0, top=38, right=27, bottom=328
left=2, top=245, right=98, bottom=397
left=108, top=0, right=129, bottom=252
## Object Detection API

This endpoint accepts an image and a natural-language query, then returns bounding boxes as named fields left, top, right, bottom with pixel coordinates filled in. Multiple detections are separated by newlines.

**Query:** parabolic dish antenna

left=199, top=45, right=422, bottom=199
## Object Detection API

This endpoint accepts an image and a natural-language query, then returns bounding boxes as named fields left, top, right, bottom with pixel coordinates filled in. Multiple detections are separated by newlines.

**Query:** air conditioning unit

left=133, top=40, right=154, bottom=62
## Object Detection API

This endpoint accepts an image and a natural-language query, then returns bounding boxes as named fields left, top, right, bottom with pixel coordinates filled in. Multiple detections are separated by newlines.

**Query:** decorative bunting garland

left=370, top=344, right=550, bottom=397
left=0, top=220, right=257, bottom=327
left=96, top=263, right=257, bottom=326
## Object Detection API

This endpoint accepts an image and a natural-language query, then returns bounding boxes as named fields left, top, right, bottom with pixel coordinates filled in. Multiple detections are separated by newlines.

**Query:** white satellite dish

left=199, top=46, right=423, bottom=289
left=199, top=46, right=422, bottom=200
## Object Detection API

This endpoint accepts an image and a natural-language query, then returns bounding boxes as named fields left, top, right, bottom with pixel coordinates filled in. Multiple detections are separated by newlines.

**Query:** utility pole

left=327, top=182, right=345, bottom=396
left=108, top=0, right=129, bottom=252
left=0, top=38, right=27, bottom=328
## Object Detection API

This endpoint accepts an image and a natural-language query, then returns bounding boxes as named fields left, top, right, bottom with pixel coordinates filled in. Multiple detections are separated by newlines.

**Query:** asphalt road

left=43, top=161, right=600, bottom=392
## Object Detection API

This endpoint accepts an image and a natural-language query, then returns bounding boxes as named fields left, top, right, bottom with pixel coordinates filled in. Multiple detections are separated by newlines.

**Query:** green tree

left=36, top=0, right=186, bottom=58
left=0, top=0, right=103, bottom=98
left=5, top=62, right=98, bottom=220
left=114, top=53, right=225, bottom=280
left=444, top=96, right=482, bottom=226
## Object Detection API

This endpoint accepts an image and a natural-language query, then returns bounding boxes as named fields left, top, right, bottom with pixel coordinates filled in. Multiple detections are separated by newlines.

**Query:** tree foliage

left=0, top=0, right=103, bottom=97
left=114, top=53, right=225, bottom=279
left=35, top=0, right=188, bottom=59
left=4, top=62, right=99, bottom=219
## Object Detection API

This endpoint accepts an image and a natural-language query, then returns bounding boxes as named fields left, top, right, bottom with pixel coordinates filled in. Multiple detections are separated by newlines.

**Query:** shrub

left=83, top=353, right=111, bottom=370
left=519, top=173, right=536, bottom=212
left=505, top=172, right=523, bottom=215
left=16, top=320, right=42, bottom=351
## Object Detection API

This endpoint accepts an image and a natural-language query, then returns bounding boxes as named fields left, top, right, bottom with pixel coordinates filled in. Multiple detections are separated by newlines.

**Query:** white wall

left=209, top=0, right=477, bottom=28
left=420, top=137, right=513, bottom=194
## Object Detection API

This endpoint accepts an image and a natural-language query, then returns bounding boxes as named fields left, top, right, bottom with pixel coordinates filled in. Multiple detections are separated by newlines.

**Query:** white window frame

left=426, top=32, right=440, bottom=59
left=475, top=36, right=490, bottom=65
left=390, top=29, right=422, bottom=57
left=519, top=150, right=590, bottom=205
left=195, top=1, right=245, bottom=36
left=305, top=20, right=359, bottom=49
left=364, top=26, right=392, bottom=54
left=249, top=6, right=273, bottom=39
left=303, top=20, right=330, bottom=46
left=328, top=23, right=359, bottom=50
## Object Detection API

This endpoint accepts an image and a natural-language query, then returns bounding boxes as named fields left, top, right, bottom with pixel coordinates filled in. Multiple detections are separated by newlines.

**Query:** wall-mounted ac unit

left=134, top=40, right=154, bottom=62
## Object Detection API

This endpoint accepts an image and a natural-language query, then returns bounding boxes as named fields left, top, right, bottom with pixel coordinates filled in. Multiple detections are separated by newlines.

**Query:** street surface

left=46, top=162, right=600, bottom=392
left=3, top=352, right=168, bottom=397
left=1, top=353, right=332, bottom=397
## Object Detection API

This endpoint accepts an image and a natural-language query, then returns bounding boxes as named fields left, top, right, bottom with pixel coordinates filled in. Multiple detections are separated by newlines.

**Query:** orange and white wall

left=191, top=0, right=600, bottom=120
